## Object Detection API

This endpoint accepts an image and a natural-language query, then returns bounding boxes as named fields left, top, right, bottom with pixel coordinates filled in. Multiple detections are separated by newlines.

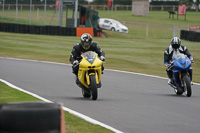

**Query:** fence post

left=44, top=0, right=47, bottom=25
left=30, top=0, right=32, bottom=24
left=74, top=0, right=78, bottom=27
left=16, top=0, right=18, bottom=21
left=173, top=26, right=176, bottom=37
left=58, top=0, right=63, bottom=27
left=146, top=24, right=148, bottom=38
left=2, top=0, right=5, bottom=19
left=37, top=8, right=39, bottom=21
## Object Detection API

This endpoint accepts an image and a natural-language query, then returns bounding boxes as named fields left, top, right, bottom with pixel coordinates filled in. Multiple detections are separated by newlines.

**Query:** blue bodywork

left=172, top=54, right=192, bottom=88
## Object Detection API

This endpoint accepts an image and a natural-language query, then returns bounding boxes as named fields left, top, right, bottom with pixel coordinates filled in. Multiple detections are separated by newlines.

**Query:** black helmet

left=80, top=33, right=92, bottom=50
left=171, top=37, right=181, bottom=49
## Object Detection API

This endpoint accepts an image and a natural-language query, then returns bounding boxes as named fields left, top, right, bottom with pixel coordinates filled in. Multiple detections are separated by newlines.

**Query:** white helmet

left=171, top=37, right=181, bottom=49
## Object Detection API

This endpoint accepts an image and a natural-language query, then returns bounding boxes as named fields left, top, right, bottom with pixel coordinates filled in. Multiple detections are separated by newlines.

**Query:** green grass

left=1, top=10, right=200, bottom=29
left=99, top=11, right=200, bottom=26
left=0, top=81, right=39, bottom=102
left=0, top=81, right=114, bottom=133
left=0, top=10, right=70, bottom=26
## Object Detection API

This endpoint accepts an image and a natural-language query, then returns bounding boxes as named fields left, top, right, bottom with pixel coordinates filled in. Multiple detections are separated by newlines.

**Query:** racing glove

left=164, top=64, right=169, bottom=67
left=100, top=56, right=105, bottom=61
left=164, top=62, right=170, bottom=67
left=73, top=60, right=79, bottom=67
left=190, top=56, right=194, bottom=63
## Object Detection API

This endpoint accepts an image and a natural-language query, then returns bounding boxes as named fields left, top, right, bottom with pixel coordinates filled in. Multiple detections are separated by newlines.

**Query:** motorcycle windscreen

left=82, top=51, right=97, bottom=64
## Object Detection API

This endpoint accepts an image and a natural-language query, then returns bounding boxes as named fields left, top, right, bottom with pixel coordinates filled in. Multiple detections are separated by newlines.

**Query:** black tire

left=90, top=75, right=98, bottom=100
left=183, top=75, right=192, bottom=97
left=0, top=102, right=61, bottom=132
left=82, top=89, right=91, bottom=98
left=111, top=27, right=115, bottom=31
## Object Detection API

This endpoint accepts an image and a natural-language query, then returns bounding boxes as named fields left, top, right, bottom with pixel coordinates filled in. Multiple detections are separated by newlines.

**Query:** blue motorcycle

left=167, top=53, right=193, bottom=97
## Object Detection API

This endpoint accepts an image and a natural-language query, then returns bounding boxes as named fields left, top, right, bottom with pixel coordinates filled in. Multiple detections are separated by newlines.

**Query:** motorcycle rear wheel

left=183, top=75, right=192, bottom=97
left=90, top=75, right=98, bottom=100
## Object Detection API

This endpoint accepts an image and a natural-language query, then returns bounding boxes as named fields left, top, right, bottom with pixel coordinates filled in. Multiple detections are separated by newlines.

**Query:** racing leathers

left=164, top=44, right=193, bottom=83
left=69, top=42, right=105, bottom=75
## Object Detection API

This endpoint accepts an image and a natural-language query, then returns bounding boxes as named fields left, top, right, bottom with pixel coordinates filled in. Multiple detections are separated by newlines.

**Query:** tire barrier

left=0, top=102, right=66, bottom=133
left=0, top=22, right=98, bottom=37
left=180, top=30, right=200, bottom=42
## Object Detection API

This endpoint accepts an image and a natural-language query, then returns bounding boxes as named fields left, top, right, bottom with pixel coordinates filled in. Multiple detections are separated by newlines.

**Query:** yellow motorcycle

left=76, top=51, right=103, bottom=100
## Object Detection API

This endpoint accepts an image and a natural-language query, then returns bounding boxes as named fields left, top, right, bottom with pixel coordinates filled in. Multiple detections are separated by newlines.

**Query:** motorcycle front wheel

left=183, top=75, right=192, bottom=97
left=90, top=75, right=98, bottom=100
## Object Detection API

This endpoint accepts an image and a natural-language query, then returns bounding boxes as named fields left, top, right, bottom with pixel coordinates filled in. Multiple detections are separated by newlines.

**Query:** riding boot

left=168, top=78, right=172, bottom=85
left=167, top=70, right=173, bottom=84
left=75, top=76, right=78, bottom=84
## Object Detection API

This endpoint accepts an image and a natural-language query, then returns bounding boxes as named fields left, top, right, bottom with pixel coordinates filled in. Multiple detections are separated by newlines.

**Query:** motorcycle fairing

left=78, top=51, right=103, bottom=88
left=172, top=54, right=192, bottom=88
left=173, top=55, right=191, bottom=70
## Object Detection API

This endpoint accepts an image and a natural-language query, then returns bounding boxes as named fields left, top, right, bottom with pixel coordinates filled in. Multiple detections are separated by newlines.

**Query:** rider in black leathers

left=69, top=33, right=105, bottom=76
left=164, top=37, right=193, bottom=84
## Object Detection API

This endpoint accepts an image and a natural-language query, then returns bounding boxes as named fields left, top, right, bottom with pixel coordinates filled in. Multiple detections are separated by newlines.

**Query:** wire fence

left=122, top=21, right=188, bottom=39
left=0, top=4, right=64, bottom=26
left=0, top=4, right=198, bottom=26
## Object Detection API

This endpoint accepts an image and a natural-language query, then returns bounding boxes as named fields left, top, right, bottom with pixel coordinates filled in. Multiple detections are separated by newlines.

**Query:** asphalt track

left=1, top=57, right=200, bottom=133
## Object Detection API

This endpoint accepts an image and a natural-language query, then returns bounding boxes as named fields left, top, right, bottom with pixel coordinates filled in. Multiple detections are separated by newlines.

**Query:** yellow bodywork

left=78, top=54, right=103, bottom=88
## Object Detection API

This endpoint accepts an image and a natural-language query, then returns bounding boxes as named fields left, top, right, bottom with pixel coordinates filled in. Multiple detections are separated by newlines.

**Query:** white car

left=98, top=18, right=128, bottom=33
